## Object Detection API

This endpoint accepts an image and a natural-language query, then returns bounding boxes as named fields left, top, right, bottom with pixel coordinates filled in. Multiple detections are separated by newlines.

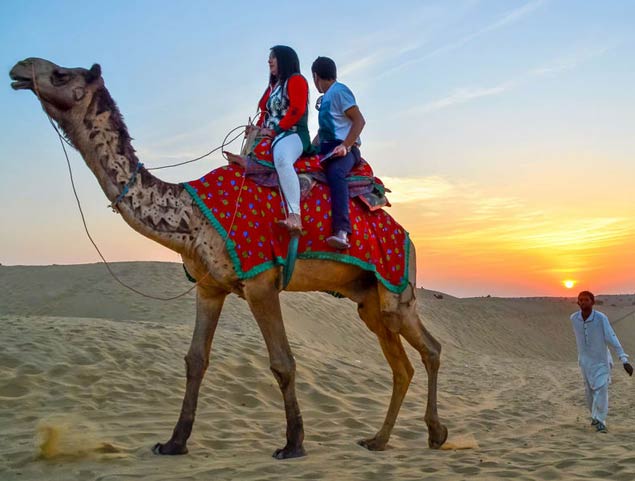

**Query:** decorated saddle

left=183, top=137, right=410, bottom=293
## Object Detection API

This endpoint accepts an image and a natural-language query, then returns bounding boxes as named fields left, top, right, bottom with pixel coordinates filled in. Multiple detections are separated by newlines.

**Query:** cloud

left=333, top=1, right=478, bottom=81
left=402, top=41, right=617, bottom=116
left=529, top=42, right=619, bottom=77
left=413, top=83, right=514, bottom=114
left=381, top=176, right=457, bottom=203
left=387, top=176, right=635, bottom=256
left=380, top=0, right=548, bottom=79
left=515, top=218, right=632, bottom=250
left=482, top=0, right=547, bottom=32
left=338, top=49, right=392, bottom=78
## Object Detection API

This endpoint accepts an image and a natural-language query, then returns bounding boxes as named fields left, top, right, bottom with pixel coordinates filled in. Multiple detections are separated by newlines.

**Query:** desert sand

left=1, top=262, right=634, bottom=481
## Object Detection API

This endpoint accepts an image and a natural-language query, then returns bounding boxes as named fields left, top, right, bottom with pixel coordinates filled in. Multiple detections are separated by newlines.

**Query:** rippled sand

left=1, top=262, right=634, bottom=480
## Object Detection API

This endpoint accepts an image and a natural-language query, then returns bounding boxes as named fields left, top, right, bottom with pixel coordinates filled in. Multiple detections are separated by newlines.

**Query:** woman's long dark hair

left=269, top=45, right=301, bottom=86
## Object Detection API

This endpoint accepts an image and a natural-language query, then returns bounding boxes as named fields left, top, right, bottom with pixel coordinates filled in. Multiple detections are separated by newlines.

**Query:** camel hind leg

left=397, top=297, right=448, bottom=448
left=358, top=281, right=447, bottom=450
left=357, top=295, right=414, bottom=450
left=395, top=241, right=447, bottom=448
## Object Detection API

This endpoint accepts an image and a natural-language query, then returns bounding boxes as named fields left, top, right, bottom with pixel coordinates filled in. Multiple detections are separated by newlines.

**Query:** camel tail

left=408, top=240, right=417, bottom=289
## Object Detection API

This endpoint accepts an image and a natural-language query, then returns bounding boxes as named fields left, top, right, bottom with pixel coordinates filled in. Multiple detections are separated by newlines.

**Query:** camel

left=9, top=58, right=447, bottom=458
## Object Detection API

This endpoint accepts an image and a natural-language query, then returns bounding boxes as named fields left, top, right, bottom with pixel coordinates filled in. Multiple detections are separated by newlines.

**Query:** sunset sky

left=1, top=0, right=634, bottom=297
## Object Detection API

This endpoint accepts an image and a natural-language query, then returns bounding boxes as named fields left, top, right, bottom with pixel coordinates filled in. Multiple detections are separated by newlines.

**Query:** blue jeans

left=320, top=140, right=360, bottom=234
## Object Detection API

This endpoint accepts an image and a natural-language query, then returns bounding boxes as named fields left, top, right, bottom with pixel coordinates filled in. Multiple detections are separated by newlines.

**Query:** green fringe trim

left=183, top=264, right=197, bottom=283
left=254, top=158, right=275, bottom=169
left=183, top=182, right=409, bottom=293
left=184, top=183, right=290, bottom=279
left=324, top=290, right=345, bottom=298
left=296, top=238, right=410, bottom=293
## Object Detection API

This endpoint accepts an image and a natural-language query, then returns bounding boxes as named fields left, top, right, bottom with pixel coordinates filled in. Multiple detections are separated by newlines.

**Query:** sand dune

left=1, top=262, right=634, bottom=480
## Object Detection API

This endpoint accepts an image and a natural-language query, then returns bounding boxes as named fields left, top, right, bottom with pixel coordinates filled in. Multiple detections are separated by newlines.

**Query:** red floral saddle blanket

left=243, top=137, right=388, bottom=211
left=183, top=139, right=410, bottom=293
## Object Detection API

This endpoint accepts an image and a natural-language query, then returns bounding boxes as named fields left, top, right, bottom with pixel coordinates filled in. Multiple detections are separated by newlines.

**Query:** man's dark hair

left=311, top=56, right=337, bottom=81
left=269, top=45, right=301, bottom=86
left=578, top=290, right=595, bottom=302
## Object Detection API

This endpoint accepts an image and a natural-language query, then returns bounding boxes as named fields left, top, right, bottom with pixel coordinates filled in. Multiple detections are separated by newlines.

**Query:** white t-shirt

left=317, top=81, right=361, bottom=145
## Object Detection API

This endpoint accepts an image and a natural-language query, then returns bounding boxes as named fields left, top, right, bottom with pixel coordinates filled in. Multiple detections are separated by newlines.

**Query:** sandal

left=326, top=230, right=350, bottom=250
left=277, top=213, right=302, bottom=235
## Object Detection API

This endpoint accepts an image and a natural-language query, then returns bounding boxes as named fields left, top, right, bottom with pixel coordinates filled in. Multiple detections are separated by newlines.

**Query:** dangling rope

left=32, top=66, right=248, bottom=301
left=147, top=124, right=248, bottom=171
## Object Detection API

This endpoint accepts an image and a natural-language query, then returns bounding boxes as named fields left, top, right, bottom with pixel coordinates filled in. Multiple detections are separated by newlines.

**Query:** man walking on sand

left=570, top=290, right=633, bottom=433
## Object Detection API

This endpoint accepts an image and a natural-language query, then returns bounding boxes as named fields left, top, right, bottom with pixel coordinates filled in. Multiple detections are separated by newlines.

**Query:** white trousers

left=272, top=133, right=302, bottom=215
left=584, top=378, right=609, bottom=423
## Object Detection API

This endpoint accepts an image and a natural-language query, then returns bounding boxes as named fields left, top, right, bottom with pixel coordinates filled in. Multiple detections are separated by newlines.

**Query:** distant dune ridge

left=1, top=262, right=634, bottom=480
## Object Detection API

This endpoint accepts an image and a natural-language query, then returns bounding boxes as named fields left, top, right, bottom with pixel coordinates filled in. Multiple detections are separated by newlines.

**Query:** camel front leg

left=245, top=279, right=305, bottom=459
left=153, top=288, right=226, bottom=455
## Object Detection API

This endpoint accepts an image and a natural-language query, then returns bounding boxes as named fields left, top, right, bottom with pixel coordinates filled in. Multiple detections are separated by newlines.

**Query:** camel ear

left=86, top=63, right=102, bottom=83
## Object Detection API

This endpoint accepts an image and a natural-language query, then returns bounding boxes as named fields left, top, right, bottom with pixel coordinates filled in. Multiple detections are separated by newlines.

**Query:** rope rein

left=32, top=66, right=251, bottom=301
left=108, top=161, right=144, bottom=210
left=147, top=124, right=248, bottom=171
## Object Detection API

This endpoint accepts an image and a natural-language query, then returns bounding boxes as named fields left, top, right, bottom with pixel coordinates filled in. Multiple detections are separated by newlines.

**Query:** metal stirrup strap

left=282, top=234, right=299, bottom=289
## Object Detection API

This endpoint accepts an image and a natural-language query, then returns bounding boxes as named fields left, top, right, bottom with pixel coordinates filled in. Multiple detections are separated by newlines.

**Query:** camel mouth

left=11, top=79, right=33, bottom=90
left=9, top=70, right=33, bottom=90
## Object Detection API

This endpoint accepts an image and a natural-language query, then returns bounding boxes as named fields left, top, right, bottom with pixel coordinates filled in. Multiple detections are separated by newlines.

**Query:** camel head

left=10, top=57, right=103, bottom=122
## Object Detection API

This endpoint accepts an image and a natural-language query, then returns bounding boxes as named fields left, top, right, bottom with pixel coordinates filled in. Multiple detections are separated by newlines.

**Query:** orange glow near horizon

left=386, top=176, right=635, bottom=297
left=4, top=175, right=633, bottom=299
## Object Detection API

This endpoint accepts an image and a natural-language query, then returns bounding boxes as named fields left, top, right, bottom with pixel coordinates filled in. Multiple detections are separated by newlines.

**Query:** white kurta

left=570, top=309, right=629, bottom=390
left=571, top=309, right=629, bottom=423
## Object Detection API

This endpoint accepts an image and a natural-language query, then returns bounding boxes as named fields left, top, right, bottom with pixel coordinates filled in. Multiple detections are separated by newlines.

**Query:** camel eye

left=51, top=70, right=71, bottom=86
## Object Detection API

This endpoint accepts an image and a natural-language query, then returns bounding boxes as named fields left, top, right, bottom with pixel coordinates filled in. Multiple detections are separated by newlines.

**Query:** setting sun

left=563, top=280, right=576, bottom=289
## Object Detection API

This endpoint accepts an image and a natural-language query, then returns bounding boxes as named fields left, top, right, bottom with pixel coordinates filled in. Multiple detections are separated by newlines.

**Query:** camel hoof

left=272, top=445, right=306, bottom=459
left=152, top=441, right=188, bottom=455
left=428, top=424, right=448, bottom=449
left=357, top=437, right=387, bottom=451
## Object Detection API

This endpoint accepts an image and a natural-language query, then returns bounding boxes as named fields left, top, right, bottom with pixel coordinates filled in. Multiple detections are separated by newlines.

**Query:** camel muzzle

left=9, top=67, right=34, bottom=91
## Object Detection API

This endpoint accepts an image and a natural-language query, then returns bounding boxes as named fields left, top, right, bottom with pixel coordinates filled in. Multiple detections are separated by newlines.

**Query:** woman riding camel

left=227, top=45, right=313, bottom=234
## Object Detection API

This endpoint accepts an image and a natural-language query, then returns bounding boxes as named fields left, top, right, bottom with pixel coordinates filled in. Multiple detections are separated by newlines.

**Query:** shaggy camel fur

left=10, top=58, right=447, bottom=458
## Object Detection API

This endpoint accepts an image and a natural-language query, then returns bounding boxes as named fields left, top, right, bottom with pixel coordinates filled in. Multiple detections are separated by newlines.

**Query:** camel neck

left=62, top=87, right=194, bottom=254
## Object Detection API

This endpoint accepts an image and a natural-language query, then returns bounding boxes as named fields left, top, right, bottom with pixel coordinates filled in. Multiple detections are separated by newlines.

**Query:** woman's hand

left=246, top=125, right=275, bottom=138
left=245, top=124, right=259, bottom=136
left=259, top=127, right=276, bottom=138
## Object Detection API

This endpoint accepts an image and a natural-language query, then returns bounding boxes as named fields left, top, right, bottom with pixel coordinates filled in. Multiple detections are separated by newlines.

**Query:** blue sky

left=1, top=1, right=634, bottom=296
